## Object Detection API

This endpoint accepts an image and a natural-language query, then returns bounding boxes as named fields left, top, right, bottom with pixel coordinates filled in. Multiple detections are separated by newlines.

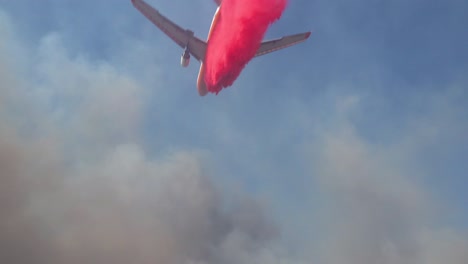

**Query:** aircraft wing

left=255, top=32, right=311, bottom=57
left=131, top=0, right=207, bottom=61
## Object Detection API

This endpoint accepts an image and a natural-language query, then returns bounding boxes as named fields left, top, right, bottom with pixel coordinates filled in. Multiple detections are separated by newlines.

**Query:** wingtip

left=305, top=31, right=312, bottom=38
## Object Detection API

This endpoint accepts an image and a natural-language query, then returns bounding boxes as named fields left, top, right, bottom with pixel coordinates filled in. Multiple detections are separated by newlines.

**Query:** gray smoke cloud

left=0, top=11, right=287, bottom=264
left=308, top=96, right=468, bottom=264
left=1, top=6, right=467, bottom=264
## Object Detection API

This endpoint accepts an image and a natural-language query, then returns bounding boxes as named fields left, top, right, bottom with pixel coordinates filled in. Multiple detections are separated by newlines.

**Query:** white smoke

left=1, top=6, right=467, bottom=264
left=308, top=95, right=468, bottom=264
left=0, top=11, right=287, bottom=264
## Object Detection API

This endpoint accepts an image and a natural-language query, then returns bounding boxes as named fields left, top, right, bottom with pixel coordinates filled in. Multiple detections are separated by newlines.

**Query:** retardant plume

left=204, top=0, right=288, bottom=94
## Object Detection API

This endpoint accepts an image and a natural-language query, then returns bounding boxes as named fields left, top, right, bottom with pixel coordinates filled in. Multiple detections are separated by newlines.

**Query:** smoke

left=0, top=11, right=286, bottom=264
left=204, top=0, right=287, bottom=94
left=1, top=4, right=468, bottom=264
left=307, top=95, right=468, bottom=264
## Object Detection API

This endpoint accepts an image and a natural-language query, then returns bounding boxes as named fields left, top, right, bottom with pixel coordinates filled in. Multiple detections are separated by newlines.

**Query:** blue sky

left=1, top=0, right=467, bottom=263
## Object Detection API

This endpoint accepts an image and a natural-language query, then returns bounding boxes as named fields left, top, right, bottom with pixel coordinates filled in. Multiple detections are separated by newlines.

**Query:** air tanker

left=131, top=0, right=311, bottom=95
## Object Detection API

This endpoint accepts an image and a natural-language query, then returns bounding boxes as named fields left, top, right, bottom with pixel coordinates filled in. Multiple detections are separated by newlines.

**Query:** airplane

left=131, top=0, right=311, bottom=96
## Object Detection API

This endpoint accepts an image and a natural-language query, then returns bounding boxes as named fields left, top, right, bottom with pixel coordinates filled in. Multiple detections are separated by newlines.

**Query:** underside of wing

left=187, top=37, right=207, bottom=62
left=132, top=0, right=207, bottom=61
left=255, top=32, right=311, bottom=57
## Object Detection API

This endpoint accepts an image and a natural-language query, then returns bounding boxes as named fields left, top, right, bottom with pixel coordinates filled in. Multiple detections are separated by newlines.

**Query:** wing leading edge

left=131, top=0, right=207, bottom=61
left=255, top=32, right=311, bottom=57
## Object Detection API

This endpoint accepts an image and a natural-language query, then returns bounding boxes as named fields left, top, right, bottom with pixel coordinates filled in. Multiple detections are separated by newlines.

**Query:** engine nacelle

left=181, top=51, right=190, bottom=67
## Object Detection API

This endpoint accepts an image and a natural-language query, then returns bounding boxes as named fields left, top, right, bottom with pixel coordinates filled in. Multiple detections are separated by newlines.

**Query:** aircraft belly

left=197, top=63, right=208, bottom=96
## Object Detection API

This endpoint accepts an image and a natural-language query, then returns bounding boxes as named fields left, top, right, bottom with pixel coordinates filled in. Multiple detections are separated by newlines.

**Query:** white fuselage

left=196, top=6, right=221, bottom=96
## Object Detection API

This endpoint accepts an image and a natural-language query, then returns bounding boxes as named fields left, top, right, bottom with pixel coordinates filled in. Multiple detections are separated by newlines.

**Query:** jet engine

left=181, top=49, right=190, bottom=67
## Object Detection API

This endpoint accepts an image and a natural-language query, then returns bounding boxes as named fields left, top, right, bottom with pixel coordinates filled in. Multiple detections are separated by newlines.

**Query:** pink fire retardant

left=204, top=0, right=288, bottom=94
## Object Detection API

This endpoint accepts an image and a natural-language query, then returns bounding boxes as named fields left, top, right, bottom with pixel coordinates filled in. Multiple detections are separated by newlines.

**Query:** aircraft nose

left=198, top=84, right=208, bottom=96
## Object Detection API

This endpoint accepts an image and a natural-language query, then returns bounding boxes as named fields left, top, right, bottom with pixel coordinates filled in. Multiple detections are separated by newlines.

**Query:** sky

left=0, top=0, right=467, bottom=263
